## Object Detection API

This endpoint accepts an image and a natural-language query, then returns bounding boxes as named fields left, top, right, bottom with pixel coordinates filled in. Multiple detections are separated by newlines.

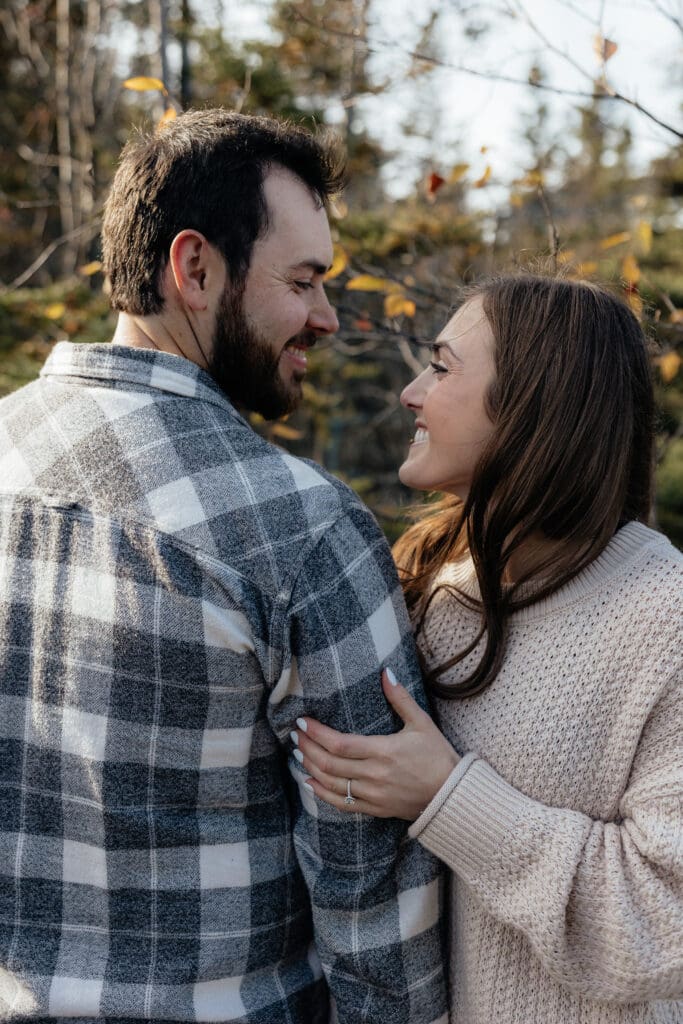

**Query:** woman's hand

left=291, top=669, right=460, bottom=821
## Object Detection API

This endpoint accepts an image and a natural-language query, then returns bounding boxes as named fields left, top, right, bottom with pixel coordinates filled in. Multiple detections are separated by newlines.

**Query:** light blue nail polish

left=290, top=731, right=299, bottom=746
left=293, top=748, right=304, bottom=763
left=296, top=718, right=308, bottom=732
left=386, top=667, right=398, bottom=686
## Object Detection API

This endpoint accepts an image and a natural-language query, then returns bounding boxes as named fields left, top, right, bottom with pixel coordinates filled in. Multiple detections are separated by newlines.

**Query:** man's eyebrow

left=289, top=259, right=330, bottom=275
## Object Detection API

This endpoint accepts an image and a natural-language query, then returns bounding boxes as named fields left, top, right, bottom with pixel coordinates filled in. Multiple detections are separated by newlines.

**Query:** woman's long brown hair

left=393, top=273, right=656, bottom=699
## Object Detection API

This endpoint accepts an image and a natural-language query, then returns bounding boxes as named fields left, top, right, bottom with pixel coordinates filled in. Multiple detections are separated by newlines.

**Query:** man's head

left=207, top=166, right=339, bottom=418
left=102, top=110, right=344, bottom=417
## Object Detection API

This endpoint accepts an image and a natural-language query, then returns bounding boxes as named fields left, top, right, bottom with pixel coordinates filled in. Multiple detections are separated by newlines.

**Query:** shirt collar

left=41, top=342, right=248, bottom=424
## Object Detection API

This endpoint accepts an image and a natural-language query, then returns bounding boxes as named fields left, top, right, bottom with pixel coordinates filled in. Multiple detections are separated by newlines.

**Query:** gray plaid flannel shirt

left=0, top=343, right=447, bottom=1024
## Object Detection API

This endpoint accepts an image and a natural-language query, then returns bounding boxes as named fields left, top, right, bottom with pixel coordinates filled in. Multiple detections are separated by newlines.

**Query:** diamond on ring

left=344, top=779, right=356, bottom=806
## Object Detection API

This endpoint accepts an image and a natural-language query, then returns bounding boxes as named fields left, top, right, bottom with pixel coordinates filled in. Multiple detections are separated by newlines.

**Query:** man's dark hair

left=101, top=109, right=345, bottom=315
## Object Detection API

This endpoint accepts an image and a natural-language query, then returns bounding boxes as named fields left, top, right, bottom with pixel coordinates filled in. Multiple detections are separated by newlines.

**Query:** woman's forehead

left=437, top=296, right=491, bottom=350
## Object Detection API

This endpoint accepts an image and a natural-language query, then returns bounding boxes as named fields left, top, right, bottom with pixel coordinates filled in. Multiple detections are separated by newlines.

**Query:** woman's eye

left=429, top=361, right=448, bottom=375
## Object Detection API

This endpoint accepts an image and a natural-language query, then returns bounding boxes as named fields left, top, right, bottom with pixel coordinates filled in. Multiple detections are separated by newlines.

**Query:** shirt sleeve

left=267, top=503, right=448, bottom=1024
left=408, top=667, right=683, bottom=1005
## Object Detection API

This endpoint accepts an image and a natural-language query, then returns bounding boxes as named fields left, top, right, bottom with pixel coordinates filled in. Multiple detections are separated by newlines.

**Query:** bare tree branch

left=649, top=0, right=683, bottom=36
left=506, top=0, right=682, bottom=137
left=536, top=181, right=560, bottom=262
left=234, top=66, right=252, bottom=114
left=285, top=4, right=683, bottom=140
left=0, top=219, right=101, bottom=293
left=0, top=4, right=50, bottom=77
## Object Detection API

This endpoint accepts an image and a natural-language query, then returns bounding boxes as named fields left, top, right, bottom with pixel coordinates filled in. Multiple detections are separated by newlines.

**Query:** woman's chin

left=398, top=462, right=418, bottom=489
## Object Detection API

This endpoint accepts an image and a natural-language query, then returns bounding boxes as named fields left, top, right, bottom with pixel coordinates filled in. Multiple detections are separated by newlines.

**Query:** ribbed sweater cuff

left=409, top=757, right=527, bottom=876
left=408, top=751, right=478, bottom=840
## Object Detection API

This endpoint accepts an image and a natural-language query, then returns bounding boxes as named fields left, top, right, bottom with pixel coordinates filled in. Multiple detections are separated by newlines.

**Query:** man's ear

left=167, top=230, right=224, bottom=312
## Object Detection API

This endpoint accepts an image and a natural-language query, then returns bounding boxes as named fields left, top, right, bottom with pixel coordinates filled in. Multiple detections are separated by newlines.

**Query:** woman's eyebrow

left=432, top=341, right=464, bottom=364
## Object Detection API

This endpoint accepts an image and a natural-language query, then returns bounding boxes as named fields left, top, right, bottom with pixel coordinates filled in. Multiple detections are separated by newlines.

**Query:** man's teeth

left=413, top=428, right=429, bottom=443
left=287, top=345, right=307, bottom=358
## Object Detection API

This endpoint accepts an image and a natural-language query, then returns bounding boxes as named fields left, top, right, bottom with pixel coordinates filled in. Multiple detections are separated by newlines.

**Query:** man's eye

left=294, top=280, right=314, bottom=290
left=429, top=361, right=448, bottom=375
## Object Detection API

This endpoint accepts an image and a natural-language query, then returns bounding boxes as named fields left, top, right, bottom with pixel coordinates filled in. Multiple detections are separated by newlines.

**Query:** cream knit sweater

left=408, top=522, right=683, bottom=1024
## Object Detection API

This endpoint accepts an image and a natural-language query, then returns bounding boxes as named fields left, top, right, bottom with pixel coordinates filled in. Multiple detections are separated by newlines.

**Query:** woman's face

left=399, top=296, right=496, bottom=501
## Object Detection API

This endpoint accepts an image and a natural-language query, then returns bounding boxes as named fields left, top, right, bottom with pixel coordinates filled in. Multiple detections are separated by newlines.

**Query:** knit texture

left=408, top=522, right=683, bottom=1024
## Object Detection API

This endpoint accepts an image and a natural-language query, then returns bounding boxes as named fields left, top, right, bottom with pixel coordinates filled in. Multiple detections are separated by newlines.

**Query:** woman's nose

left=400, top=368, right=427, bottom=410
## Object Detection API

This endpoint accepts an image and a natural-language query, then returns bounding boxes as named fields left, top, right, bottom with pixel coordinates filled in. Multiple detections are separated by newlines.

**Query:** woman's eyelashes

left=429, top=360, right=449, bottom=375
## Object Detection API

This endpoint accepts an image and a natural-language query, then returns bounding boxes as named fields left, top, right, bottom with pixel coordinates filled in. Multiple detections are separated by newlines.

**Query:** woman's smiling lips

left=411, top=425, right=429, bottom=445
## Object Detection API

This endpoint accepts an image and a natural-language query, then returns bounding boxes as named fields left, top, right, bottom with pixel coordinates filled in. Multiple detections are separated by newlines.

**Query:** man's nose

left=308, top=290, right=339, bottom=334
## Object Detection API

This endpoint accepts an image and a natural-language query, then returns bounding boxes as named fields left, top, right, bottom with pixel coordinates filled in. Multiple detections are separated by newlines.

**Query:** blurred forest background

left=1, top=0, right=683, bottom=545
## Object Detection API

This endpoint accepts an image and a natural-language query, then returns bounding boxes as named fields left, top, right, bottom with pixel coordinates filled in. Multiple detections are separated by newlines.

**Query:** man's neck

left=111, top=312, right=210, bottom=369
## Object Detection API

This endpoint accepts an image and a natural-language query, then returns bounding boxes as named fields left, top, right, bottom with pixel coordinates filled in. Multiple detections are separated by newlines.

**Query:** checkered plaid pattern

left=0, top=343, right=447, bottom=1023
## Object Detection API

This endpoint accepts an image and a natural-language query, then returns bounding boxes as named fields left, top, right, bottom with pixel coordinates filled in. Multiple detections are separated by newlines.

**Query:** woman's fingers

left=294, top=743, right=355, bottom=795
left=293, top=727, right=371, bottom=780
left=294, top=715, right=380, bottom=760
left=303, top=776, right=392, bottom=818
left=290, top=668, right=460, bottom=821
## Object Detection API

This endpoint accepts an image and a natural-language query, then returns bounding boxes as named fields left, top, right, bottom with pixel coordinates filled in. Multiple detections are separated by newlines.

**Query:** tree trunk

left=149, top=0, right=170, bottom=116
left=180, top=0, right=193, bottom=110
left=55, top=0, right=76, bottom=274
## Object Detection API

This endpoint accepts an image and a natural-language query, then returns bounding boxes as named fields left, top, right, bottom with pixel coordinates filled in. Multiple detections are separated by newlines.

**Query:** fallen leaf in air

left=123, top=76, right=166, bottom=92
left=659, top=351, right=681, bottom=382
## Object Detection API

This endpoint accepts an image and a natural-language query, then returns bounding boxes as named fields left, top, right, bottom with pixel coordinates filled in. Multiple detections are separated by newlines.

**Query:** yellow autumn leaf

left=384, top=293, right=416, bottom=318
left=123, top=76, right=166, bottom=92
left=157, top=107, right=177, bottom=130
left=44, top=302, right=66, bottom=319
left=346, top=275, right=395, bottom=293
left=271, top=422, right=304, bottom=441
left=635, top=220, right=652, bottom=254
left=448, top=162, right=470, bottom=184
left=324, top=247, right=348, bottom=281
left=518, top=170, right=543, bottom=188
left=670, top=309, right=683, bottom=324
left=474, top=165, right=492, bottom=188
left=575, top=261, right=598, bottom=276
left=557, top=249, right=576, bottom=265
left=622, top=254, right=640, bottom=286
left=599, top=231, right=631, bottom=250
left=659, top=351, right=681, bottom=383
left=626, top=290, right=643, bottom=317
left=593, top=34, right=618, bottom=62
left=78, top=260, right=102, bottom=276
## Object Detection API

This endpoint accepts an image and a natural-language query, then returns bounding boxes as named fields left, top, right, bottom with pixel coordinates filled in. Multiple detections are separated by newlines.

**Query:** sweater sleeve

left=408, top=668, right=683, bottom=1005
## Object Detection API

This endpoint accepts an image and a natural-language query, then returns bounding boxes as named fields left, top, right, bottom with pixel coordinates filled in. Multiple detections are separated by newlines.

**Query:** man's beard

left=208, top=286, right=311, bottom=421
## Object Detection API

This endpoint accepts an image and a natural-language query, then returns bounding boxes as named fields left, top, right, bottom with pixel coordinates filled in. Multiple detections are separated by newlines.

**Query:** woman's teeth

left=413, top=428, right=429, bottom=443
